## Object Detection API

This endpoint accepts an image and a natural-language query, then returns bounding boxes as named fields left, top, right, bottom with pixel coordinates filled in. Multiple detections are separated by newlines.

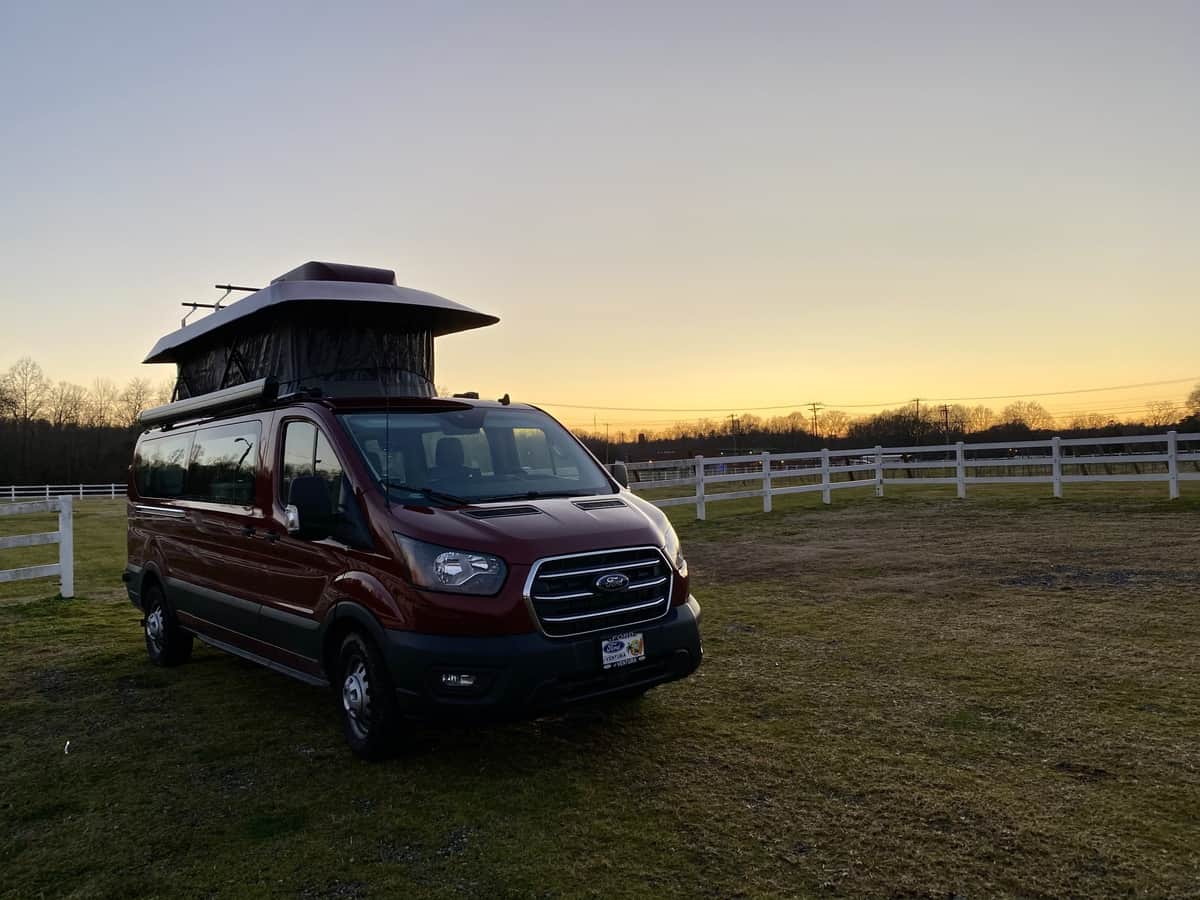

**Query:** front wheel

left=336, top=631, right=404, bottom=760
left=143, top=583, right=193, bottom=667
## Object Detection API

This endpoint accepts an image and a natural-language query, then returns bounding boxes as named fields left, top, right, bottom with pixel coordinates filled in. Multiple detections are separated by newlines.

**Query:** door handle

left=264, top=531, right=281, bottom=543
left=241, top=525, right=256, bottom=537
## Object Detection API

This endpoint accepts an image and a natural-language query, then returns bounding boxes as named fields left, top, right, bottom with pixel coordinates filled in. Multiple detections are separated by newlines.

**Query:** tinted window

left=314, top=430, right=344, bottom=512
left=281, top=421, right=316, bottom=503
left=281, top=421, right=344, bottom=513
left=134, top=432, right=194, bottom=499
left=187, top=421, right=260, bottom=506
left=280, top=420, right=368, bottom=547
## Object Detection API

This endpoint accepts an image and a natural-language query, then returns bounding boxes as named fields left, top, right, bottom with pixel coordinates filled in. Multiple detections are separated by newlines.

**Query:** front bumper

left=384, top=595, right=702, bottom=719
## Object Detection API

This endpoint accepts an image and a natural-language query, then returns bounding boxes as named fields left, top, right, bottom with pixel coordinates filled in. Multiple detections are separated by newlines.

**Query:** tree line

left=0, top=357, right=172, bottom=485
left=2, top=354, right=1199, bottom=482
left=575, top=389, right=1200, bottom=462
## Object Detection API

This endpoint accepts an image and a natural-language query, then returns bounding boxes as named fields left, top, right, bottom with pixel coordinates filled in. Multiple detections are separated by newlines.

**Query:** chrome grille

left=524, top=547, right=673, bottom=638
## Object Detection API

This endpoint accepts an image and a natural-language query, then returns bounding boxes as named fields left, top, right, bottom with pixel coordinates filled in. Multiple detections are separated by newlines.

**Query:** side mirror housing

left=288, top=476, right=333, bottom=540
left=608, top=461, right=629, bottom=488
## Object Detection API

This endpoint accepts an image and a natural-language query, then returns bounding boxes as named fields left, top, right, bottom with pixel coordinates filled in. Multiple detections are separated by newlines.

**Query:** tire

left=143, top=582, right=193, bottom=667
left=335, top=631, right=404, bottom=761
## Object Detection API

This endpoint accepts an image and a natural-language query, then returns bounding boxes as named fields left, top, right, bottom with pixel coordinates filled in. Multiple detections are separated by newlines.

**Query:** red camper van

left=124, top=262, right=702, bottom=758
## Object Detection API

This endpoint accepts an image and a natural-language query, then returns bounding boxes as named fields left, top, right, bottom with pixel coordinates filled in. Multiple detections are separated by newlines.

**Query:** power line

left=526, top=375, right=1199, bottom=413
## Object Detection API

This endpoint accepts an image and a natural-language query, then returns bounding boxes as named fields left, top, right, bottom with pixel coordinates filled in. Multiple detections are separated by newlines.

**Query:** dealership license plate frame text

left=601, top=632, right=646, bottom=669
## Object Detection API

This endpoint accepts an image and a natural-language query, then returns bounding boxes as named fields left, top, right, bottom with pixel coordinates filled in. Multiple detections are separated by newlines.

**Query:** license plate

left=601, top=632, right=645, bottom=669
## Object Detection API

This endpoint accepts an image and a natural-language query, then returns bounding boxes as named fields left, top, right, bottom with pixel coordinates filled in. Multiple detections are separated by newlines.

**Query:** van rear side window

left=134, top=432, right=194, bottom=499
left=188, top=422, right=261, bottom=506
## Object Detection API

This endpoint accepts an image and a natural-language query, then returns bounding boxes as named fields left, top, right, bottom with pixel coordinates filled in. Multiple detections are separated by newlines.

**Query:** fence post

left=58, top=496, right=74, bottom=599
left=1052, top=436, right=1063, bottom=499
left=761, top=451, right=772, bottom=513
left=45, top=485, right=50, bottom=500
left=1167, top=431, right=1179, bottom=500
left=111, top=483, right=117, bottom=499
left=821, top=448, right=831, bottom=505
left=78, top=483, right=83, bottom=498
left=8, top=485, right=13, bottom=501
left=874, top=445, right=884, bottom=497
left=694, top=455, right=706, bottom=521
left=955, top=441, right=966, bottom=499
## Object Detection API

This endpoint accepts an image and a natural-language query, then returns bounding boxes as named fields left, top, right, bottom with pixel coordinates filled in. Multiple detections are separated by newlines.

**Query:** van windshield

left=339, top=407, right=615, bottom=505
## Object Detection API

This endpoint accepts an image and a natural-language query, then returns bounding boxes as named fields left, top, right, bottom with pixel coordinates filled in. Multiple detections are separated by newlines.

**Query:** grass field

left=2, top=488, right=1198, bottom=898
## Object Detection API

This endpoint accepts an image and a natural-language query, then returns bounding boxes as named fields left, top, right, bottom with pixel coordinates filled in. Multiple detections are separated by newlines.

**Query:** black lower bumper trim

left=384, top=596, right=702, bottom=720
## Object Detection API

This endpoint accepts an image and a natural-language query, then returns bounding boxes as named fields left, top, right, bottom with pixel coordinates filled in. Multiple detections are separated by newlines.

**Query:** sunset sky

left=1, top=2, right=1196, bottom=431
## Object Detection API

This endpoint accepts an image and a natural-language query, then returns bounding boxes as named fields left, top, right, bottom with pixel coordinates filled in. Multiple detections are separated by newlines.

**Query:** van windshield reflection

left=339, top=408, right=615, bottom=506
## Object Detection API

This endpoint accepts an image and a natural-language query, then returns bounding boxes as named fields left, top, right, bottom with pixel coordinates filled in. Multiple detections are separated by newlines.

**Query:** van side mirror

left=608, top=461, right=629, bottom=488
left=288, top=476, right=333, bottom=540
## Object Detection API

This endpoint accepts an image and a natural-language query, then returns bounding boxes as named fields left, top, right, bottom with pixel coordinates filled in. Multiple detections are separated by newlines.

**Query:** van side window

left=281, top=421, right=317, bottom=503
left=280, top=420, right=370, bottom=548
left=134, top=432, right=194, bottom=499
left=187, top=421, right=261, bottom=506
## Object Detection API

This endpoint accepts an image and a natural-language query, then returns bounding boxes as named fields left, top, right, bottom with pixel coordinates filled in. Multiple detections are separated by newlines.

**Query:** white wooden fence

left=628, top=431, right=1200, bottom=519
left=1, top=483, right=125, bottom=501
left=0, top=496, right=75, bottom=598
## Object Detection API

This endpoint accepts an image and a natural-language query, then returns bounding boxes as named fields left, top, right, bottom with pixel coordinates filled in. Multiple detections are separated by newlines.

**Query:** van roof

left=144, top=261, right=499, bottom=364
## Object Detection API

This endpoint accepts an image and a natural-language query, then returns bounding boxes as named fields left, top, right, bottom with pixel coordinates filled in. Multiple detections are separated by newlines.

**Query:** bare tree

left=85, top=378, right=120, bottom=428
left=118, top=378, right=154, bottom=427
left=1001, top=400, right=1055, bottom=430
left=1145, top=400, right=1180, bottom=428
left=964, top=405, right=996, bottom=433
left=0, top=376, right=13, bottom=419
left=48, top=381, right=88, bottom=428
left=1068, top=412, right=1114, bottom=430
left=816, top=409, right=851, bottom=439
left=1187, top=383, right=1200, bottom=416
left=153, top=378, right=175, bottom=407
left=4, top=357, right=50, bottom=425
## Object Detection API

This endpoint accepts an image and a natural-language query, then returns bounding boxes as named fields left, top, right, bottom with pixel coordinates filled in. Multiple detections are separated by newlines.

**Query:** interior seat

left=430, top=437, right=479, bottom=482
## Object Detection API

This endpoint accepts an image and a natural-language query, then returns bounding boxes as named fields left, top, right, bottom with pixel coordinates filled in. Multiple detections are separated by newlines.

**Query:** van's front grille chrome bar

left=523, top=546, right=673, bottom=638
left=540, top=597, right=668, bottom=624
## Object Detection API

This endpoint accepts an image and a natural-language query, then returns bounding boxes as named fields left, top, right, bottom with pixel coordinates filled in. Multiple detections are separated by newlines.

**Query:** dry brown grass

left=1, top=490, right=1198, bottom=897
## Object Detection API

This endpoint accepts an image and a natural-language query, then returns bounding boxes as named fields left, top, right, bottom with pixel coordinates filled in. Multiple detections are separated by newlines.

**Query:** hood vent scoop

left=462, top=505, right=544, bottom=520
left=572, top=499, right=627, bottom=511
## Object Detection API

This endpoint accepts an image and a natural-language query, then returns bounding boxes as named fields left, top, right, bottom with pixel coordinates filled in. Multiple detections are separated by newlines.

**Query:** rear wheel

left=336, top=631, right=403, bottom=760
left=143, top=583, right=192, bottom=667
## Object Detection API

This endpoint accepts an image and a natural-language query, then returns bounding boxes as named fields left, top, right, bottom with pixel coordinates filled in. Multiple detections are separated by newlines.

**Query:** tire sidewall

left=336, top=632, right=400, bottom=760
left=143, top=583, right=190, bottom=666
left=144, top=585, right=170, bottom=665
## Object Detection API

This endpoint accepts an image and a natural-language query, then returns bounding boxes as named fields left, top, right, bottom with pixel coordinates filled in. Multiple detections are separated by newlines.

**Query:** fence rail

left=627, top=431, right=1200, bottom=519
left=1, top=483, right=125, bottom=501
left=0, top=496, right=75, bottom=597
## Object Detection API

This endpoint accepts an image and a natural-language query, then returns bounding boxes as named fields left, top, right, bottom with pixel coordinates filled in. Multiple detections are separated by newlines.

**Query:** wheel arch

left=320, top=602, right=389, bottom=681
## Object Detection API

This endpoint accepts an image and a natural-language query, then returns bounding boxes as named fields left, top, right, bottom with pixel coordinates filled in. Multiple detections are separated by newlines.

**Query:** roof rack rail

left=139, top=377, right=279, bottom=428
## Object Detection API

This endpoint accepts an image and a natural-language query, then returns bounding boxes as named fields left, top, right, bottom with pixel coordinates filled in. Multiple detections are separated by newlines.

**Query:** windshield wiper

left=482, top=489, right=601, bottom=502
left=381, top=480, right=469, bottom=506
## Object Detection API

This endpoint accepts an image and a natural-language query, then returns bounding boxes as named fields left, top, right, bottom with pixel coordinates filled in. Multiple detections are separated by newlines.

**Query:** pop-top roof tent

left=144, top=261, right=499, bottom=403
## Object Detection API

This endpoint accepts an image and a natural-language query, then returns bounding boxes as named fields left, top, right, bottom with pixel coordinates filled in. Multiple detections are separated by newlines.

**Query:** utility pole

left=605, top=422, right=611, bottom=463
left=728, top=414, right=740, bottom=455
left=940, top=404, right=951, bottom=439
left=807, top=402, right=824, bottom=438
left=912, top=398, right=922, bottom=445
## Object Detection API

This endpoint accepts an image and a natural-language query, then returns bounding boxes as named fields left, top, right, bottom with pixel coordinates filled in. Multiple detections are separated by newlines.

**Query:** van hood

left=384, top=493, right=672, bottom=566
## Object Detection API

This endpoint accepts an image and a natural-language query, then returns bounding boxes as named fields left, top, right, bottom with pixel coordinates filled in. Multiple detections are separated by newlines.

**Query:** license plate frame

left=601, top=631, right=646, bottom=669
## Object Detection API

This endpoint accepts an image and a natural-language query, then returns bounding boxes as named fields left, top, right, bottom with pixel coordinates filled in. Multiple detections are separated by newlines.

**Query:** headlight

left=662, top=522, right=687, bottom=576
left=394, top=534, right=507, bottom=595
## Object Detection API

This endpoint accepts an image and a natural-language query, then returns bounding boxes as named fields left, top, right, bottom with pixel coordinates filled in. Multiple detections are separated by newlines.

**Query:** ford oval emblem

left=603, top=640, right=625, bottom=653
left=595, top=573, right=631, bottom=592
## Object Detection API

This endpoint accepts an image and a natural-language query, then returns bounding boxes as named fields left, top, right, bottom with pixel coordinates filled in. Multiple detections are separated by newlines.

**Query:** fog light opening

left=440, top=672, right=478, bottom=689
